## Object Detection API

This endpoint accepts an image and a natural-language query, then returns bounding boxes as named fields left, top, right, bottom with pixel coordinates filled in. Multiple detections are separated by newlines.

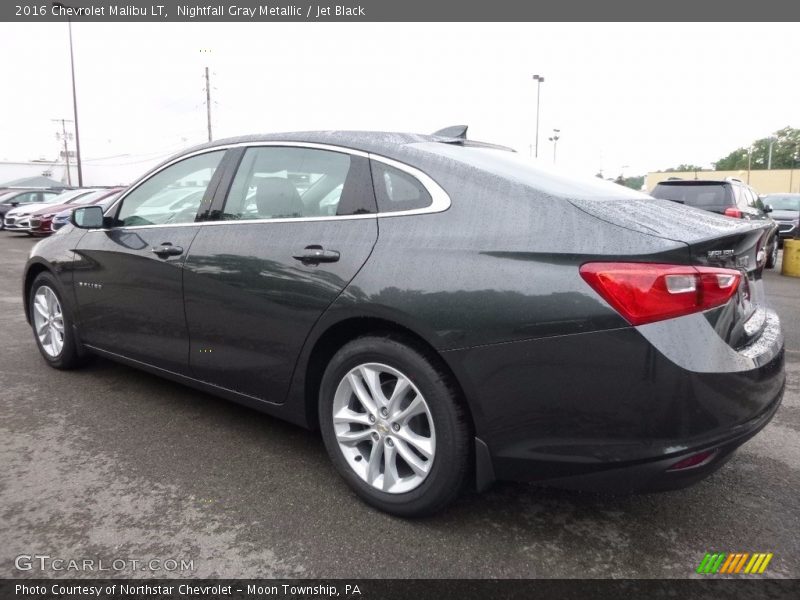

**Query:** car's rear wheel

left=29, top=272, right=86, bottom=369
left=766, top=239, right=778, bottom=269
left=319, top=335, right=470, bottom=517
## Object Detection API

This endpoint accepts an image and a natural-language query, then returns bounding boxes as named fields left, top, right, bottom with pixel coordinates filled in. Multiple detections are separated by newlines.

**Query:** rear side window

left=222, top=147, right=374, bottom=220
left=370, top=162, right=432, bottom=213
left=732, top=184, right=746, bottom=208
left=651, top=183, right=730, bottom=210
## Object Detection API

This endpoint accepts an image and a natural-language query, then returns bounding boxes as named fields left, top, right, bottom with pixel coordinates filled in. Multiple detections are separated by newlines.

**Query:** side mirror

left=10, top=201, right=19, bottom=207
left=72, top=205, right=105, bottom=229
left=764, top=204, right=773, bottom=213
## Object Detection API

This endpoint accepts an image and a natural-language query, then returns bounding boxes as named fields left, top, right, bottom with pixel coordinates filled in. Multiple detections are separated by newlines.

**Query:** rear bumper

left=444, top=312, right=785, bottom=492
left=485, top=377, right=782, bottom=492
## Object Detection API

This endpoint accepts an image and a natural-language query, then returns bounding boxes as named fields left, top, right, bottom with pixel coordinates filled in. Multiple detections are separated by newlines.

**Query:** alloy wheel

left=332, top=363, right=436, bottom=494
left=32, top=286, right=64, bottom=358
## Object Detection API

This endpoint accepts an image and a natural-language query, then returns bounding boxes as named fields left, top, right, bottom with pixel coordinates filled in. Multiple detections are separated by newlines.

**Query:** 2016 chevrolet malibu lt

left=24, top=130, right=785, bottom=516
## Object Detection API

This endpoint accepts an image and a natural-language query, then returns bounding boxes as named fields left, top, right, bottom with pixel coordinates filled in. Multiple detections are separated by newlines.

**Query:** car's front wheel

left=29, top=272, right=86, bottom=369
left=319, top=335, right=471, bottom=517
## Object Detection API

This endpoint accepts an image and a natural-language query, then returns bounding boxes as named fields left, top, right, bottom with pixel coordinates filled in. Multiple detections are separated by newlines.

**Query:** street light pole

left=54, top=2, right=83, bottom=186
left=532, top=74, right=545, bottom=158
left=548, top=129, right=561, bottom=164
left=767, top=136, right=777, bottom=170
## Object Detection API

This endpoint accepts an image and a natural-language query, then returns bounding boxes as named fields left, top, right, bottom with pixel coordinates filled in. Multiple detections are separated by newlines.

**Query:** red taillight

left=579, top=262, right=741, bottom=325
left=724, top=207, right=743, bottom=218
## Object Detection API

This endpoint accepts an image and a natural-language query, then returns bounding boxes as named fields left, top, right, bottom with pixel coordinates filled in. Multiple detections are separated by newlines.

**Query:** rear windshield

left=651, top=182, right=730, bottom=209
left=412, top=142, right=650, bottom=200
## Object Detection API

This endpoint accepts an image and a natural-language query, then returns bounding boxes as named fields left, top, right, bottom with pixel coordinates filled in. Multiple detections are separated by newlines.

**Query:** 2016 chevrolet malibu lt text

left=24, top=130, right=785, bottom=516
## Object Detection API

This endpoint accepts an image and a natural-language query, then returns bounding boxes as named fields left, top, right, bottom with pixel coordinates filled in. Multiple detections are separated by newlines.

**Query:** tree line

left=662, top=126, right=800, bottom=172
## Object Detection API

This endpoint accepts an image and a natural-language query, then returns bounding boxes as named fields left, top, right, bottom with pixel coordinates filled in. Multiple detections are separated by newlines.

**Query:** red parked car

left=28, top=188, right=124, bottom=235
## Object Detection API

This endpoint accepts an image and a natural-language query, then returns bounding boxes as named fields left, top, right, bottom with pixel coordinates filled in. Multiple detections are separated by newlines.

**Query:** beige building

left=646, top=169, right=800, bottom=195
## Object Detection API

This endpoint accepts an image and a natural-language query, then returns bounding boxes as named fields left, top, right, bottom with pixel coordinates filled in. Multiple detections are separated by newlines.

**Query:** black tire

left=319, top=334, right=471, bottom=517
left=766, top=239, right=778, bottom=269
left=29, top=271, right=86, bottom=369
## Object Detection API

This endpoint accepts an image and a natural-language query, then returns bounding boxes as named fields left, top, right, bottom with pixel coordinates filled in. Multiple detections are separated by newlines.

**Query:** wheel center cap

left=376, top=421, right=390, bottom=434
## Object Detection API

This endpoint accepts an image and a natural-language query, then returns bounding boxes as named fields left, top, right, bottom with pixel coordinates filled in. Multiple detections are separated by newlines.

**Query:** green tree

left=714, top=127, right=800, bottom=170
left=623, top=175, right=644, bottom=190
left=664, top=164, right=704, bottom=172
left=614, top=174, right=644, bottom=190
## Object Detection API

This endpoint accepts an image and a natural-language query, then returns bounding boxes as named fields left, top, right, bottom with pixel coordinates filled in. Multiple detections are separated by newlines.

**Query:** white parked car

left=3, top=189, right=99, bottom=232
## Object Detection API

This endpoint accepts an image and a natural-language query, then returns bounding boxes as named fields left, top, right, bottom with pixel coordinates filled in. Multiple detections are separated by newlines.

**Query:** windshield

left=765, top=194, right=800, bottom=211
left=48, top=189, right=94, bottom=204
left=69, top=189, right=115, bottom=205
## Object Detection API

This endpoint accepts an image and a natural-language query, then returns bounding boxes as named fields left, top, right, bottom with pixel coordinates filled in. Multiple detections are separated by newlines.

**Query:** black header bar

left=3, top=0, right=800, bottom=22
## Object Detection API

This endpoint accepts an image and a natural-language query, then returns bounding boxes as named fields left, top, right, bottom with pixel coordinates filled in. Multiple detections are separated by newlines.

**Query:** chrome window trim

left=94, top=141, right=450, bottom=232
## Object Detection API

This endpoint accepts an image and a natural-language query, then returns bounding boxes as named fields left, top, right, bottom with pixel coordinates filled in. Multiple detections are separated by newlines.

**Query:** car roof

left=171, top=130, right=513, bottom=162
left=655, top=180, right=731, bottom=186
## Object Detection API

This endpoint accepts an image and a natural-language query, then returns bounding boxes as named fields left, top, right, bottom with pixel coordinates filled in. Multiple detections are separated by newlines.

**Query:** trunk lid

left=569, top=197, right=772, bottom=348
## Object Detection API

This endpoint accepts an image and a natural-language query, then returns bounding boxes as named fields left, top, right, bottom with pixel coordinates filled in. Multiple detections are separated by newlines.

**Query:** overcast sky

left=1, top=22, right=798, bottom=183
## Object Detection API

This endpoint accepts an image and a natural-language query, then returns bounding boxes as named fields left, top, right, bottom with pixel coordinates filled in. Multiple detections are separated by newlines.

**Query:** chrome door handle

left=151, top=243, right=184, bottom=257
left=293, top=245, right=340, bottom=264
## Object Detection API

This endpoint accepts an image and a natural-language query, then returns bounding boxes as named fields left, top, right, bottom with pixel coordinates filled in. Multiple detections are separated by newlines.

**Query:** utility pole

left=205, top=66, right=212, bottom=142
left=52, top=3, right=85, bottom=186
left=52, top=118, right=74, bottom=186
left=532, top=74, right=545, bottom=158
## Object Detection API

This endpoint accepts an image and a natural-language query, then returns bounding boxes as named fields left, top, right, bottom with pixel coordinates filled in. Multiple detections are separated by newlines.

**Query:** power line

left=82, top=136, right=206, bottom=163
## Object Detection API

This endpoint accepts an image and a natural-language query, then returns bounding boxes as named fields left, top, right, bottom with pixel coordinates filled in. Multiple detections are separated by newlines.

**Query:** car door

left=183, top=144, right=378, bottom=403
left=72, top=149, right=228, bottom=374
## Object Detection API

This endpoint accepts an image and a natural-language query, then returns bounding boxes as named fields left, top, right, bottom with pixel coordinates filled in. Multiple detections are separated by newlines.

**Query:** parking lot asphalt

left=1, top=232, right=798, bottom=579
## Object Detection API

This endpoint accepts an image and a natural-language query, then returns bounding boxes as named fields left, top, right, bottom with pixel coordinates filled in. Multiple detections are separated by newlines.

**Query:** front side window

left=745, top=187, right=765, bottom=210
left=116, top=151, right=224, bottom=227
left=370, top=162, right=432, bottom=213
left=222, top=147, right=361, bottom=221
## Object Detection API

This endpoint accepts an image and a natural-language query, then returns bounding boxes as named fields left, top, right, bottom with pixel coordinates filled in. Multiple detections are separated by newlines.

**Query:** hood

left=6, top=202, right=62, bottom=217
left=30, top=203, right=76, bottom=216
